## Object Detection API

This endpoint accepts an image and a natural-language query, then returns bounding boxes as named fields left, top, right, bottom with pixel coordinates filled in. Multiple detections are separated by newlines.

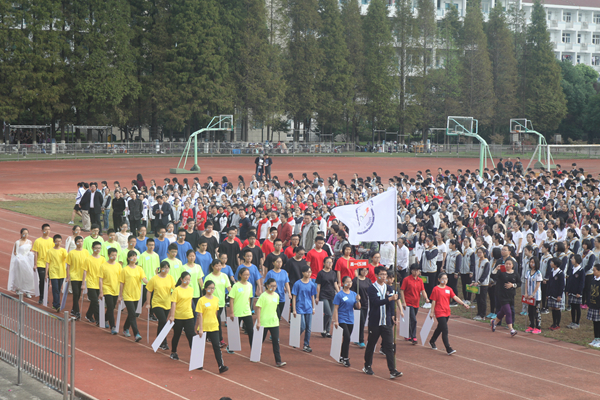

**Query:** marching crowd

left=6, top=158, right=600, bottom=378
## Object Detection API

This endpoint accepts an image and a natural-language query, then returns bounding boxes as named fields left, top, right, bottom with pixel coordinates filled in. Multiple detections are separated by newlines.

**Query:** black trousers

left=584, top=275, right=594, bottom=305
left=460, top=273, right=472, bottom=301
left=476, top=286, right=489, bottom=318
left=71, top=281, right=82, bottom=314
left=90, top=211, right=102, bottom=233
left=129, top=218, right=141, bottom=237
left=123, top=300, right=139, bottom=336
left=113, top=213, right=122, bottom=232
left=398, top=269, right=408, bottom=287
left=217, top=307, right=224, bottom=342
left=423, top=272, right=437, bottom=298
left=408, top=306, right=418, bottom=339
left=448, top=274, right=459, bottom=302
left=240, top=315, right=254, bottom=347
left=153, top=307, right=169, bottom=346
left=541, top=281, right=548, bottom=309
left=86, top=288, right=99, bottom=322
left=488, top=285, right=496, bottom=314
left=358, top=307, right=368, bottom=343
left=105, top=295, right=117, bottom=329
left=339, top=323, right=353, bottom=359
left=38, top=268, right=46, bottom=302
left=205, top=331, right=224, bottom=368
left=364, top=325, right=395, bottom=372
left=262, top=326, right=282, bottom=363
left=431, top=316, right=452, bottom=352
left=276, top=302, right=285, bottom=320
left=172, top=318, right=195, bottom=353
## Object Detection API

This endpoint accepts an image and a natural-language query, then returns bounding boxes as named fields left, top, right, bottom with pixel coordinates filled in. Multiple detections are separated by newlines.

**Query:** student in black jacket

left=585, top=264, right=600, bottom=347
left=546, top=257, right=565, bottom=330
left=112, top=190, right=126, bottom=231
left=566, top=254, right=585, bottom=329
left=363, top=266, right=403, bottom=379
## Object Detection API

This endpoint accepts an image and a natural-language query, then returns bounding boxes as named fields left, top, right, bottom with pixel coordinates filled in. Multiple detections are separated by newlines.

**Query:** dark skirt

left=568, top=294, right=582, bottom=305
left=547, top=297, right=562, bottom=309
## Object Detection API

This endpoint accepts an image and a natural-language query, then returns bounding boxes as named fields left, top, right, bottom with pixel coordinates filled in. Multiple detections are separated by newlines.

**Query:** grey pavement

left=0, top=360, right=67, bottom=400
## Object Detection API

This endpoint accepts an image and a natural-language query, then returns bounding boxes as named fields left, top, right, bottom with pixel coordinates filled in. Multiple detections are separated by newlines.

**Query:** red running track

left=1, top=208, right=600, bottom=400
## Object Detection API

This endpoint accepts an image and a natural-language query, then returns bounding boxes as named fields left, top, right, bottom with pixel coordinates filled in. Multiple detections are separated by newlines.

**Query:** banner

left=332, top=189, right=397, bottom=245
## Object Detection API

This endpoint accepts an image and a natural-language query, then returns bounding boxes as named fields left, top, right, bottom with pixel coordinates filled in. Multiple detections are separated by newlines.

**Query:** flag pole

left=393, top=235, right=398, bottom=370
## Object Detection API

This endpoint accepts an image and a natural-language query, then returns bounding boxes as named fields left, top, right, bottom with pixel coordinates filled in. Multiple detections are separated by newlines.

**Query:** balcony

left=581, top=43, right=588, bottom=51
left=583, top=22, right=589, bottom=29
left=565, top=43, right=573, bottom=50
left=551, top=20, right=558, bottom=27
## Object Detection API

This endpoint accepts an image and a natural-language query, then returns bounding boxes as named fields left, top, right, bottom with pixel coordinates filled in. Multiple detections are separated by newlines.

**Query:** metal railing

left=0, top=293, right=75, bottom=400
left=0, top=141, right=599, bottom=162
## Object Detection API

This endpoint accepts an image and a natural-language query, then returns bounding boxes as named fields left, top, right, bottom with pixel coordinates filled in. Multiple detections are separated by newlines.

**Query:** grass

left=449, top=287, right=597, bottom=349
left=0, top=196, right=75, bottom=225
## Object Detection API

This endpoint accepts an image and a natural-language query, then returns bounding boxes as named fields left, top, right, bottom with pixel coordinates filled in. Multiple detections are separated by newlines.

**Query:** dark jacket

left=152, top=202, right=173, bottom=227
left=80, top=189, right=103, bottom=213
left=565, top=265, right=585, bottom=295
left=546, top=269, right=565, bottom=299
left=366, top=283, right=396, bottom=328
left=129, top=198, right=143, bottom=220
left=112, top=197, right=126, bottom=216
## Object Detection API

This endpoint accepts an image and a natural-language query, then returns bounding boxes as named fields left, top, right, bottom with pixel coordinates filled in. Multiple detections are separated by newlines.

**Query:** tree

left=316, top=0, right=352, bottom=137
left=459, top=0, right=495, bottom=125
left=340, top=0, right=365, bottom=142
left=559, top=62, right=598, bottom=141
left=284, top=0, right=322, bottom=141
left=583, top=92, right=600, bottom=143
left=486, top=1, right=517, bottom=136
left=507, top=1, right=528, bottom=115
left=523, top=0, right=566, bottom=133
left=363, top=0, right=397, bottom=136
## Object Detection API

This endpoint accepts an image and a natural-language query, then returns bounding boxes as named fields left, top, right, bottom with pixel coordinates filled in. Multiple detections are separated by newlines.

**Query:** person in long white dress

left=7, top=228, right=37, bottom=298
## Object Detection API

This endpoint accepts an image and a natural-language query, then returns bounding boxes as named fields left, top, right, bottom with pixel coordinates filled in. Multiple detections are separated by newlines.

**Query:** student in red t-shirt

left=429, top=273, right=469, bottom=355
left=306, top=236, right=327, bottom=280
left=195, top=204, right=207, bottom=232
left=335, top=244, right=355, bottom=285
left=400, top=264, right=430, bottom=344
left=284, top=235, right=300, bottom=259
left=366, top=252, right=382, bottom=283
left=261, top=227, right=277, bottom=257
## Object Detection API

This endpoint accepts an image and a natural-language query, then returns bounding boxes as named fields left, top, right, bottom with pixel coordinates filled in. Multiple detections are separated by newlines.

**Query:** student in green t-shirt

left=204, top=260, right=231, bottom=345
left=101, top=229, right=122, bottom=261
left=255, top=278, right=286, bottom=367
left=183, top=249, right=204, bottom=315
left=164, top=243, right=183, bottom=282
left=139, top=238, right=160, bottom=320
left=83, top=225, right=104, bottom=255
left=120, top=235, right=140, bottom=266
left=228, top=267, right=254, bottom=350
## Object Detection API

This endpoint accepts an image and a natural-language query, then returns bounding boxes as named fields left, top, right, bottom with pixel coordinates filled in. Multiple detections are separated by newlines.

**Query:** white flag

left=332, top=189, right=397, bottom=245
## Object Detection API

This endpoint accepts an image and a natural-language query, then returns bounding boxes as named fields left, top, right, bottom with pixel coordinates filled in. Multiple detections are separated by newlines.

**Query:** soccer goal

left=546, top=145, right=600, bottom=169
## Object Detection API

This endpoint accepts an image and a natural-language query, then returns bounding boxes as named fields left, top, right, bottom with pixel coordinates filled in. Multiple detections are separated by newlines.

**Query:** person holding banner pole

left=333, top=276, right=360, bottom=367
left=118, top=251, right=148, bottom=342
left=99, top=248, right=122, bottom=334
left=168, top=271, right=195, bottom=361
left=255, top=278, right=286, bottom=367
left=195, top=280, right=229, bottom=373
left=144, top=261, right=176, bottom=350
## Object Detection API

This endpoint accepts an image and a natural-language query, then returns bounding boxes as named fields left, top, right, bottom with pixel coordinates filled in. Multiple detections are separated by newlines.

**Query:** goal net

left=546, top=145, right=600, bottom=168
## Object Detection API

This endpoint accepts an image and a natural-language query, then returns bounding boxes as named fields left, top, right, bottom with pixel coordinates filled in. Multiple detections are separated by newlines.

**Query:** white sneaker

left=422, top=303, right=432, bottom=309
left=68, top=221, right=74, bottom=225
left=464, top=301, right=471, bottom=306
left=593, top=339, right=600, bottom=348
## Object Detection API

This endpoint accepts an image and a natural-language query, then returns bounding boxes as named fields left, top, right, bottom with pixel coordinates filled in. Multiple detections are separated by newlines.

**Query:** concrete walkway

left=0, top=361, right=66, bottom=400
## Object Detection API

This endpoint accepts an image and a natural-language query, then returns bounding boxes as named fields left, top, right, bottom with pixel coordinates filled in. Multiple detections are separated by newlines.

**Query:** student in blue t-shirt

left=195, top=241, right=213, bottom=276
left=265, top=257, right=291, bottom=319
left=134, top=226, right=148, bottom=254
left=218, top=253, right=236, bottom=287
left=333, top=276, right=361, bottom=367
left=154, top=227, right=169, bottom=261
left=292, top=265, right=317, bottom=352
left=237, top=249, right=262, bottom=297
left=175, top=229, right=193, bottom=264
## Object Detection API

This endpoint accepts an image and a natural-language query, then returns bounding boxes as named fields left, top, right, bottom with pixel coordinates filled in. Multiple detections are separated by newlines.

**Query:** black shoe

left=342, top=359, right=350, bottom=368
left=429, top=341, right=437, bottom=350
left=149, top=316, right=158, bottom=322
left=302, top=345, right=312, bottom=353
left=390, top=370, right=403, bottom=379
left=363, top=366, right=374, bottom=375
left=170, top=352, right=179, bottom=360
left=226, top=346, right=234, bottom=354
left=321, top=332, right=327, bottom=338
left=85, top=316, right=96, bottom=324
left=159, top=343, right=169, bottom=351
left=325, top=333, right=332, bottom=338
left=70, top=310, right=76, bottom=316
left=219, top=365, right=229, bottom=374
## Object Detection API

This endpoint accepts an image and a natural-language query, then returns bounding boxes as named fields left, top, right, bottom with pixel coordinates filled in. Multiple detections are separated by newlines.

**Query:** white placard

left=249, top=322, right=264, bottom=362
left=220, top=307, right=227, bottom=322
left=146, top=308, right=150, bottom=343
left=120, top=300, right=126, bottom=311
left=420, top=310, right=435, bottom=346
left=42, top=279, right=48, bottom=308
left=115, top=300, right=123, bottom=333
left=350, top=310, right=361, bottom=343
left=60, top=281, right=69, bottom=311
left=152, top=320, right=175, bottom=352
left=329, top=325, right=343, bottom=361
left=289, top=314, right=301, bottom=348
left=399, top=315, right=410, bottom=339
left=99, top=297, right=106, bottom=328
left=313, top=301, right=324, bottom=333
left=282, top=293, right=290, bottom=322
left=34, top=272, right=40, bottom=297
left=226, top=317, right=242, bottom=351
left=136, top=286, right=143, bottom=314
left=189, top=333, right=206, bottom=371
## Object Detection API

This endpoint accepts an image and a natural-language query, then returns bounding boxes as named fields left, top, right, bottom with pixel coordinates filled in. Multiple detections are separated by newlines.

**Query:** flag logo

left=355, top=200, right=375, bottom=234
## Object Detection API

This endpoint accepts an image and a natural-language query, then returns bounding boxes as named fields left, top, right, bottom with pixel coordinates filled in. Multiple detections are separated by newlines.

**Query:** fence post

left=69, top=317, right=75, bottom=400
left=17, top=293, right=23, bottom=385
left=63, top=312, right=68, bottom=400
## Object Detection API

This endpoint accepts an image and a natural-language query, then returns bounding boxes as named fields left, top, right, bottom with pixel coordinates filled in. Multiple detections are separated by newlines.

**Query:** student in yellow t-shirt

left=195, top=280, right=228, bottom=373
left=45, top=234, right=68, bottom=311
left=256, top=277, right=285, bottom=367
left=66, top=236, right=88, bottom=319
left=144, top=261, right=175, bottom=350
left=99, top=248, right=122, bottom=334
left=32, top=223, right=53, bottom=304
left=118, top=250, right=148, bottom=342
left=82, top=241, right=105, bottom=325
left=167, top=271, right=194, bottom=361
left=204, top=260, right=230, bottom=345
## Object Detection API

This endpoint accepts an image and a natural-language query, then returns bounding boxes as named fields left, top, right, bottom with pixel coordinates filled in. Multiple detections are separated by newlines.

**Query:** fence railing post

left=63, top=312, right=68, bottom=400
left=17, top=293, right=23, bottom=385
left=70, top=318, right=75, bottom=400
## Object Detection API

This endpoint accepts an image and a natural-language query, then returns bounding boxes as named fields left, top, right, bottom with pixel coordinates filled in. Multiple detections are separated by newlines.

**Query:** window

left=578, top=12, right=582, bottom=22
left=576, top=55, right=580, bottom=64
left=594, top=13, right=600, bottom=24
left=562, top=54, right=572, bottom=61
left=362, top=0, right=369, bottom=4
left=562, top=33, right=571, bottom=43
left=593, top=34, right=600, bottom=45
left=577, top=33, right=581, bottom=43
left=547, top=11, right=552, bottom=21
left=592, top=56, right=600, bottom=66
left=563, top=12, right=571, bottom=22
